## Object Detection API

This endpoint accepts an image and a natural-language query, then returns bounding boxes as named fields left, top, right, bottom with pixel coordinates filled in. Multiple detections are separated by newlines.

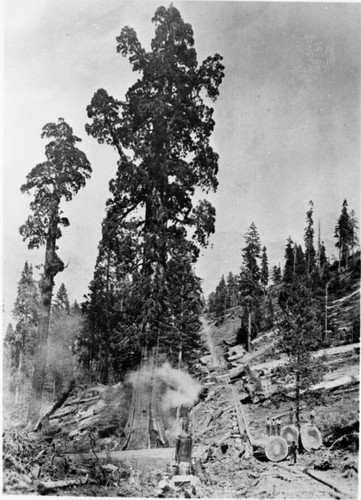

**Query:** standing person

left=289, top=439, right=297, bottom=464
left=270, top=418, right=276, bottom=436
left=289, top=408, right=296, bottom=424
left=310, top=409, right=316, bottom=426
left=276, top=418, right=282, bottom=436
left=266, top=417, right=271, bottom=436
left=288, top=408, right=295, bottom=425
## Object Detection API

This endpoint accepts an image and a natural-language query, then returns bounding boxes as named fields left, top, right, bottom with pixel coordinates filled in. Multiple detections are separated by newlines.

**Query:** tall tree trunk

left=324, top=283, right=328, bottom=343
left=27, top=203, right=61, bottom=427
left=14, top=352, right=23, bottom=404
left=247, top=311, right=251, bottom=352
left=102, top=247, right=112, bottom=385
left=296, top=371, right=300, bottom=429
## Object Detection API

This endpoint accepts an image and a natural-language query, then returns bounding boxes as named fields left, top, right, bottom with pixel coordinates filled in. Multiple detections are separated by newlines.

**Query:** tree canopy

left=86, top=5, right=224, bottom=269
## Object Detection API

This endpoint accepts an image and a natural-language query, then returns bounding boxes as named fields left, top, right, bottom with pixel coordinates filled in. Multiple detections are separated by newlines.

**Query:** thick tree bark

left=101, top=247, right=112, bottom=385
left=28, top=203, right=62, bottom=427
left=296, top=371, right=300, bottom=429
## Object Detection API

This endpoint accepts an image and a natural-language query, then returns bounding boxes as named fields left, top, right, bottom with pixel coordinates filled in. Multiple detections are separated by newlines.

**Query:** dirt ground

left=3, top=316, right=359, bottom=498
left=186, top=315, right=359, bottom=499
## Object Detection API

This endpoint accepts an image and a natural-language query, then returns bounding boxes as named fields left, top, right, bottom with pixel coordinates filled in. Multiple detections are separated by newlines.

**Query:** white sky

left=2, top=0, right=360, bottom=327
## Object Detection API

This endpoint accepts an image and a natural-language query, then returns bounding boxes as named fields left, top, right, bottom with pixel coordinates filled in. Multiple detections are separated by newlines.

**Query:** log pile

left=44, top=383, right=131, bottom=454
left=191, top=379, right=253, bottom=462
left=224, top=337, right=360, bottom=403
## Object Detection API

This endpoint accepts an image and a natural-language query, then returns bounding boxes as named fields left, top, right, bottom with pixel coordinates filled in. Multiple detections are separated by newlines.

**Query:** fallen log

left=63, top=395, right=100, bottom=407
left=49, top=405, right=77, bottom=420
left=251, top=343, right=359, bottom=377
left=228, top=364, right=247, bottom=380
left=230, top=386, right=245, bottom=436
left=37, top=474, right=88, bottom=494
left=272, top=464, right=343, bottom=500
left=303, top=468, right=351, bottom=498
left=312, top=373, right=359, bottom=392
left=314, top=342, right=360, bottom=358
left=255, top=369, right=359, bottom=402
left=252, top=439, right=268, bottom=460
left=273, top=406, right=306, bottom=421
left=300, top=424, right=322, bottom=451
left=34, top=379, right=75, bottom=431
left=265, top=436, right=288, bottom=462
left=328, top=432, right=358, bottom=451
left=280, top=425, right=299, bottom=445
left=227, top=345, right=247, bottom=361
left=332, top=386, right=359, bottom=397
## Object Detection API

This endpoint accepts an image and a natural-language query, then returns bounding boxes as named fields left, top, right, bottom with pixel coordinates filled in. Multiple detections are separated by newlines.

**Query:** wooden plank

left=312, top=374, right=359, bottom=391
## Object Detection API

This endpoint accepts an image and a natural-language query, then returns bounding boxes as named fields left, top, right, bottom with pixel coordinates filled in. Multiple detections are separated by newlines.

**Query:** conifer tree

left=164, top=244, right=203, bottom=365
left=278, top=281, right=326, bottom=426
left=84, top=5, right=224, bottom=364
left=19, top=119, right=91, bottom=425
left=226, top=271, right=238, bottom=308
left=260, top=246, right=269, bottom=289
left=13, top=262, right=39, bottom=327
left=4, top=323, right=15, bottom=394
left=207, top=291, right=217, bottom=314
left=349, top=209, right=359, bottom=259
left=319, top=241, right=328, bottom=269
left=86, top=5, right=224, bottom=270
left=272, top=265, right=282, bottom=285
left=238, top=223, right=263, bottom=348
left=294, top=244, right=307, bottom=279
left=237, top=266, right=262, bottom=349
left=215, top=275, right=227, bottom=322
left=71, top=300, right=81, bottom=314
left=53, top=283, right=70, bottom=315
left=4, top=323, right=14, bottom=351
left=304, top=201, right=316, bottom=275
left=283, top=237, right=295, bottom=284
left=334, top=199, right=352, bottom=269
left=242, top=222, right=261, bottom=282
left=262, top=294, right=274, bottom=330
left=3, top=263, right=39, bottom=406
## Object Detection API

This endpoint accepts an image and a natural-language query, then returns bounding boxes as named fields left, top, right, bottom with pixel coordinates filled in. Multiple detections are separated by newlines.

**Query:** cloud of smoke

left=155, top=362, right=201, bottom=412
left=128, top=360, right=201, bottom=409
left=127, top=359, right=202, bottom=439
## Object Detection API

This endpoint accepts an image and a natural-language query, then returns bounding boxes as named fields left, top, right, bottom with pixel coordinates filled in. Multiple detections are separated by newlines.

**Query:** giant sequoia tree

left=86, top=5, right=223, bottom=269
left=84, top=6, right=224, bottom=370
left=20, top=118, right=91, bottom=424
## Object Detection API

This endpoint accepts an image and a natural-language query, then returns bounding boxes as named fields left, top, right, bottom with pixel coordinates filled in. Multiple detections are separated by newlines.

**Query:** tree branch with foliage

left=19, top=118, right=91, bottom=425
